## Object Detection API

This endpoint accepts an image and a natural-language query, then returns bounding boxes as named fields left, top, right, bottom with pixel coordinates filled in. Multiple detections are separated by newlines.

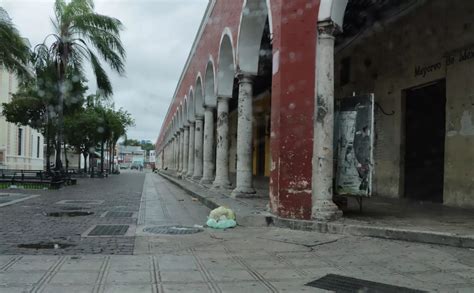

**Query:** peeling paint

left=287, top=188, right=312, bottom=194
left=460, top=111, right=474, bottom=136
left=447, top=111, right=474, bottom=137
left=272, top=50, right=280, bottom=76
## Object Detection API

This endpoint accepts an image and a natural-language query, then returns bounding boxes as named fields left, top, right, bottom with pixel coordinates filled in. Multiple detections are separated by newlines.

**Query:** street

left=0, top=172, right=473, bottom=292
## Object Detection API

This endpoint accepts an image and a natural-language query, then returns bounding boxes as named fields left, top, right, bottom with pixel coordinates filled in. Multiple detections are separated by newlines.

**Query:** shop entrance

left=404, top=80, right=446, bottom=203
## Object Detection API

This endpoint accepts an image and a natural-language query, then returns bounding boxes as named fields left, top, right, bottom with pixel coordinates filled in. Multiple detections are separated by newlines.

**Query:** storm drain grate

left=47, top=211, right=93, bottom=217
left=105, top=211, right=133, bottom=218
left=305, top=274, right=426, bottom=293
left=143, top=225, right=203, bottom=235
left=88, top=225, right=129, bottom=236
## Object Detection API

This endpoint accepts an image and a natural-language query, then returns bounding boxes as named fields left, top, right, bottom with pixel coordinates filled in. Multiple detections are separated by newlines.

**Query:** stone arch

left=187, top=88, right=195, bottom=122
left=217, top=29, right=235, bottom=97
left=237, top=0, right=271, bottom=75
left=178, top=103, right=184, bottom=128
left=204, top=56, right=217, bottom=107
left=182, top=96, right=189, bottom=126
left=318, top=0, right=348, bottom=29
left=194, top=74, right=205, bottom=117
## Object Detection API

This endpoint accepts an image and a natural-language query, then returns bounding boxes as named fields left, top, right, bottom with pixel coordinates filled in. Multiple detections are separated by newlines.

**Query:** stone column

left=186, top=122, right=195, bottom=177
left=200, top=106, right=215, bottom=184
left=182, top=126, right=189, bottom=176
left=172, top=136, right=176, bottom=170
left=231, top=74, right=256, bottom=198
left=312, top=22, right=342, bottom=221
left=192, top=116, right=204, bottom=180
left=212, top=96, right=232, bottom=189
left=180, top=128, right=186, bottom=176
left=177, top=131, right=182, bottom=173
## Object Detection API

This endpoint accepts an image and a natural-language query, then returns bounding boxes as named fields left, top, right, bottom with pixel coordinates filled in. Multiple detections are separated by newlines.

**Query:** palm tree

left=0, top=7, right=31, bottom=81
left=47, top=0, right=125, bottom=170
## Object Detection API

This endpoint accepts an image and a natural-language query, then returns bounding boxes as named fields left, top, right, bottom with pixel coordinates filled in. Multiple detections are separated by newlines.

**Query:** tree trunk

left=64, top=143, right=68, bottom=172
left=100, top=140, right=104, bottom=174
left=77, top=151, right=81, bottom=171
left=83, top=152, right=88, bottom=173
left=45, top=122, right=51, bottom=172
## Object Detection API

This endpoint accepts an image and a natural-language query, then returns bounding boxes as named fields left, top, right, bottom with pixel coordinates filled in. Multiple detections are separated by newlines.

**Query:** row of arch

left=160, top=0, right=270, bottom=147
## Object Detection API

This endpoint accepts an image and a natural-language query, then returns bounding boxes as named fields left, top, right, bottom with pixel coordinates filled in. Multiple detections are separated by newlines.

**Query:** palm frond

left=0, top=19, right=32, bottom=81
left=88, top=50, right=112, bottom=97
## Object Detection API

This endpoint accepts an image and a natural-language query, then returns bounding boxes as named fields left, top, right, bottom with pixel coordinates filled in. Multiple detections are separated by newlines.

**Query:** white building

left=0, top=65, right=44, bottom=170
left=0, top=8, right=44, bottom=170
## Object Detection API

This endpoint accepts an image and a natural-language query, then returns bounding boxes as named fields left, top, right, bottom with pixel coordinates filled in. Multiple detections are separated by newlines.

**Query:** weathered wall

left=334, top=0, right=474, bottom=207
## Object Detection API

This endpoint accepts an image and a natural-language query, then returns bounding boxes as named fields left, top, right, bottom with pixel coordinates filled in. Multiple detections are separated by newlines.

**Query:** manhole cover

left=305, top=274, right=426, bottom=292
left=143, top=225, right=203, bottom=235
left=105, top=211, right=133, bottom=218
left=47, top=211, right=93, bottom=217
left=18, top=242, right=75, bottom=249
left=88, top=225, right=129, bottom=236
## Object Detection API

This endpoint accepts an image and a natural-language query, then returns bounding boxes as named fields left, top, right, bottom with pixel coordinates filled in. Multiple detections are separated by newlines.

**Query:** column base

left=311, top=199, right=342, bottom=221
left=192, top=175, right=202, bottom=181
left=211, top=179, right=232, bottom=190
left=231, top=187, right=256, bottom=198
left=199, top=177, right=214, bottom=185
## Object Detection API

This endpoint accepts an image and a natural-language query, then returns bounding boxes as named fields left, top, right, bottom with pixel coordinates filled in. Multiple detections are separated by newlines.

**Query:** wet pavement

left=0, top=172, right=473, bottom=292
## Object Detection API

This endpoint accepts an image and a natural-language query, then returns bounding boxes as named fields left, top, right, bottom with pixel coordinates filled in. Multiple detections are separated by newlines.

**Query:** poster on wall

left=335, top=94, right=375, bottom=197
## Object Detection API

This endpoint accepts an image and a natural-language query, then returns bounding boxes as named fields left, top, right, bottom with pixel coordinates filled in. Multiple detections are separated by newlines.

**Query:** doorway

left=404, top=80, right=446, bottom=203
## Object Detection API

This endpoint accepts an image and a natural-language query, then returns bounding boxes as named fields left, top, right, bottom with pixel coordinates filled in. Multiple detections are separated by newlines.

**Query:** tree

left=47, top=0, right=126, bottom=170
left=0, top=7, right=31, bottom=81
left=64, top=106, right=100, bottom=173
left=2, top=45, right=87, bottom=172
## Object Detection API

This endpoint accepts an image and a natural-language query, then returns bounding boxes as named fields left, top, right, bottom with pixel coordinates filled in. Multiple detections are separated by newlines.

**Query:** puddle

left=17, top=242, right=76, bottom=249
left=60, top=206, right=91, bottom=211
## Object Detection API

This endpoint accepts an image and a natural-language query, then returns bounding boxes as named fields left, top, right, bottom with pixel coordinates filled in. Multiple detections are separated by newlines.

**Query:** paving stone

left=208, top=269, right=256, bottom=282
left=0, top=272, right=46, bottom=285
left=216, top=281, right=270, bottom=293
left=161, top=282, right=212, bottom=293
left=40, top=284, right=95, bottom=293
left=49, top=272, right=99, bottom=285
left=103, top=284, right=153, bottom=293
left=160, top=269, right=205, bottom=283
left=105, top=270, right=152, bottom=284
left=257, top=268, right=305, bottom=281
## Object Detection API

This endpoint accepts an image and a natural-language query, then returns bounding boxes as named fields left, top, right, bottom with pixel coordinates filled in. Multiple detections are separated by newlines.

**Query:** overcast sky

left=2, top=0, right=208, bottom=143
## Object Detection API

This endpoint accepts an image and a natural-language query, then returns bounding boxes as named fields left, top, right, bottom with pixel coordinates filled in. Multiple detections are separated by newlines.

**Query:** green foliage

left=0, top=9, right=32, bottom=82
left=49, top=0, right=126, bottom=97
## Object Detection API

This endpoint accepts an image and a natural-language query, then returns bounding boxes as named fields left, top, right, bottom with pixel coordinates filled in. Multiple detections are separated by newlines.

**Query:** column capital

left=195, top=115, right=204, bottom=121
left=188, top=120, right=195, bottom=126
left=183, top=125, right=190, bottom=130
left=236, top=71, right=255, bottom=84
left=317, top=21, right=338, bottom=38
left=203, top=104, right=216, bottom=111
left=217, top=95, right=232, bottom=102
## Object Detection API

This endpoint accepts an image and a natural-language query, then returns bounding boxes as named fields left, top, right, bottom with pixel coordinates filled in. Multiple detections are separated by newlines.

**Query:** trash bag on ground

left=206, top=206, right=236, bottom=229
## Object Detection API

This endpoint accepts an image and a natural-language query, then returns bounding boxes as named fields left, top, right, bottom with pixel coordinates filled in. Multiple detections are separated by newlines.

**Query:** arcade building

left=155, top=0, right=474, bottom=221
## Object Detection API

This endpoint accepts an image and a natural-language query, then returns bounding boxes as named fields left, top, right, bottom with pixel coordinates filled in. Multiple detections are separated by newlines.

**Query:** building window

left=340, top=57, right=351, bottom=86
left=37, top=136, right=40, bottom=158
left=18, top=128, right=23, bottom=156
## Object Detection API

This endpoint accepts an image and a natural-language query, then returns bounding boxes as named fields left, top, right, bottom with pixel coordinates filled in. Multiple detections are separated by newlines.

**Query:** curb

left=158, top=172, right=474, bottom=249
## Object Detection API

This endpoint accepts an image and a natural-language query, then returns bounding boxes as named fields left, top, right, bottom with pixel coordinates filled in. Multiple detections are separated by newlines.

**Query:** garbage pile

left=206, top=206, right=237, bottom=229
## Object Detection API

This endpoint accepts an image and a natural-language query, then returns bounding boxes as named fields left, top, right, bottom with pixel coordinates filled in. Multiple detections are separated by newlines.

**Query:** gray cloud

left=3, top=0, right=208, bottom=142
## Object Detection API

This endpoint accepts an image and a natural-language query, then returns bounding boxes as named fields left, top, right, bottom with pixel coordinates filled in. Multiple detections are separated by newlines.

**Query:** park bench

left=0, top=169, right=65, bottom=189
